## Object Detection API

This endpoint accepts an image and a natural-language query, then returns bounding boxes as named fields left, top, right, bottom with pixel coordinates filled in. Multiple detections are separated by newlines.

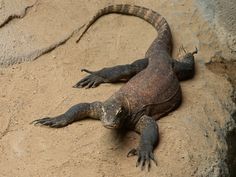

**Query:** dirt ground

left=0, top=0, right=235, bottom=177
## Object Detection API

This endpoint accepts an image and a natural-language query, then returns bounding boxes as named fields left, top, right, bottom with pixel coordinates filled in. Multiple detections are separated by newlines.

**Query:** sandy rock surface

left=0, top=0, right=235, bottom=177
left=0, top=0, right=36, bottom=27
left=197, top=0, right=236, bottom=60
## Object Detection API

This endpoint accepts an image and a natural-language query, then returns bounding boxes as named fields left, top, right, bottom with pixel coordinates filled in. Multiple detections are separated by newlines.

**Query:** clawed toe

left=73, top=72, right=104, bottom=89
left=31, top=117, right=67, bottom=128
left=31, top=117, right=51, bottom=125
left=127, top=148, right=137, bottom=157
left=85, top=81, right=95, bottom=89
left=150, top=153, right=157, bottom=166
left=127, top=147, right=157, bottom=171
left=31, top=118, right=54, bottom=127
left=32, top=113, right=73, bottom=128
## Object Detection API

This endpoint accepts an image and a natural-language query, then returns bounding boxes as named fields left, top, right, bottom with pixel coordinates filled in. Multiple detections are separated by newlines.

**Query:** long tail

left=76, top=4, right=170, bottom=44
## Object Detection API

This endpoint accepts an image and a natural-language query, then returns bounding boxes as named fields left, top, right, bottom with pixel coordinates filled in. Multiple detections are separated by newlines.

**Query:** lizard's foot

left=73, top=69, right=105, bottom=89
left=31, top=115, right=72, bottom=128
left=127, top=145, right=157, bottom=171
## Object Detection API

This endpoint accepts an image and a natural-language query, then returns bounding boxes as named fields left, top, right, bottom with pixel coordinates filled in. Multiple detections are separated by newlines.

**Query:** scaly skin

left=32, top=4, right=197, bottom=171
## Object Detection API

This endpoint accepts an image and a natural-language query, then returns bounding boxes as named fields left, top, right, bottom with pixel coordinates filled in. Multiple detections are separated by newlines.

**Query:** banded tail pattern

left=76, top=4, right=172, bottom=54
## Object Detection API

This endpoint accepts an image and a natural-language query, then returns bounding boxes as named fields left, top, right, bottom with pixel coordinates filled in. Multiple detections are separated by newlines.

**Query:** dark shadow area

left=110, top=127, right=132, bottom=143
left=226, top=111, right=236, bottom=177
left=206, top=59, right=236, bottom=177
left=206, top=60, right=236, bottom=103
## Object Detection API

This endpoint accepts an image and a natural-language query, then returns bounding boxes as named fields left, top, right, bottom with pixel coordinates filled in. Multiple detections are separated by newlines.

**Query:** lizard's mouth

left=103, top=123, right=120, bottom=129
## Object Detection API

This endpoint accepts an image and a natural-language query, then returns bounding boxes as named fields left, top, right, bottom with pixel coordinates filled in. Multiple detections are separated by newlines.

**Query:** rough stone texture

left=0, top=0, right=85, bottom=66
left=206, top=60, right=236, bottom=177
left=196, top=0, right=236, bottom=61
left=0, top=0, right=37, bottom=27
left=0, top=0, right=235, bottom=177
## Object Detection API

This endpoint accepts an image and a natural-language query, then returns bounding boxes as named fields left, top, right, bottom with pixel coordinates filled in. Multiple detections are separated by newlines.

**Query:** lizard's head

left=101, top=100, right=127, bottom=129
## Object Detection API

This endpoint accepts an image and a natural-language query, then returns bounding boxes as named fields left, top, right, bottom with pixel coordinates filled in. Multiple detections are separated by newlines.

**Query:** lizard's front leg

left=73, top=58, right=148, bottom=88
left=32, top=101, right=103, bottom=128
left=127, top=115, right=159, bottom=171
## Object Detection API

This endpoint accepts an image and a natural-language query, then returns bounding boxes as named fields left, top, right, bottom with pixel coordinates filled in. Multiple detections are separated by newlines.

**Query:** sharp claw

left=79, top=77, right=89, bottom=83
left=147, top=158, right=151, bottom=172
left=91, top=82, right=99, bottom=88
left=37, top=118, right=54, bottom=126
left=41, top=120, right=53, bottom=126
left=129, top=146, right=156, bottom=171
left=141, top=159, right=145, bottom=171
left=74, top=71, right=105, bottom=89
left=32, top=120, right=41, bottom=125
left=136, top=156, right=141, bottom=167
left=30, top=120, right=38, bottom=125
left=75, top=78, right=89, bottom=87
left=33, top=121, right=42, bottom=125
left=85, top=82, right=94, bottom=89
left=150, top=153, right=157, bottom=166
left=75, top=84, right=83, bottom=88
left=73, top=75, right=92, bottom=88
left=31, top=118, right=50, bottom=125
left=73, top=85, right=82, bottom=89
left=180, top=44, right=187, bottom=54
left=143, top=154, right=150, bottom=171
left=127, top=148, right=137, bottom=157
left=50, top=123, right=61, bottom=128
left=79, top=80, right=91, bottom=88
left=35, top=121, right=46, bottom=126
left=183, top=46, right=187, bottom=54
left=73, top=83, right=83, bottom=88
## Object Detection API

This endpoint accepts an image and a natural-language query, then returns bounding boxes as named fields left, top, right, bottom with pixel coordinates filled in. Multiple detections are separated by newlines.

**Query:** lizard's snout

left=102, top=115, right=122, bottom=129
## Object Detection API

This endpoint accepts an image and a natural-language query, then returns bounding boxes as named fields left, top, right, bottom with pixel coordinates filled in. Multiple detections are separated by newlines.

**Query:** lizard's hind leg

left=173, top=48, right=197, bottom=81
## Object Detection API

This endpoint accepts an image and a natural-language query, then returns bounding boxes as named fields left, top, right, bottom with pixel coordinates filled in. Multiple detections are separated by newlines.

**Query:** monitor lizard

left=32, top=4, right=197, bottom=171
